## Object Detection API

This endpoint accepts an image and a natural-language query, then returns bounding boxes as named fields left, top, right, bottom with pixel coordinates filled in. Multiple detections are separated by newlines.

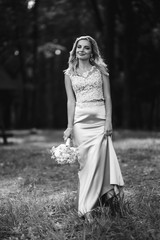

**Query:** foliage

left=0, top=0, right=160, bottom=129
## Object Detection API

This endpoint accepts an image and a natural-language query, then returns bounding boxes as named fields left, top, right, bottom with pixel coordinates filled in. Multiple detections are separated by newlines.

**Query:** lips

left=78, top=52, right=86, bottom=56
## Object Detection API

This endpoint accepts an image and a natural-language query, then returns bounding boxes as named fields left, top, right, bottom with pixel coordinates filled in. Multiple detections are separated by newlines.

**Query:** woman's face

left=76, top=39, right=92, bottom=61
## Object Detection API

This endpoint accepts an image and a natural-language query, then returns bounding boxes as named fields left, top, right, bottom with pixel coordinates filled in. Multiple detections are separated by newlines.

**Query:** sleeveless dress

left=65, top=66, right=124, bottom=216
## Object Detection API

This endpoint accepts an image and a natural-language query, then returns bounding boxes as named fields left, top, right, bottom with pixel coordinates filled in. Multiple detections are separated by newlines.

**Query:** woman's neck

left=78, top=60, right=92, bottom=70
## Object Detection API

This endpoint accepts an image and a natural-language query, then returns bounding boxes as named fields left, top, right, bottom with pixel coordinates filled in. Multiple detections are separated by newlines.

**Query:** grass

left=0, top=129, right=160, bottom=240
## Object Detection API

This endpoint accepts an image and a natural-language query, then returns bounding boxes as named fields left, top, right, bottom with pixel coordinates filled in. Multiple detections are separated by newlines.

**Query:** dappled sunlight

left=0, top=130, right=63, bottom=149
left=0, top=137, right=25, bottom=145
left=0, top=178, right=20, bottom=197
left=1, top=129, right=160, bottom=150
left=114, top=138, right=160, bottom=150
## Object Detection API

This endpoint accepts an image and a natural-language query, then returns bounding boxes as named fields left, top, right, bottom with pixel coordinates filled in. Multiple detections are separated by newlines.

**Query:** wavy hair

left=64, top=36, right=109, bottom=76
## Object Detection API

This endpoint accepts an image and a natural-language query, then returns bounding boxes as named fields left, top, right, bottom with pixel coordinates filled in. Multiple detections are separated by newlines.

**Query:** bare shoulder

left=64, top=73, right=71, bottom=80
left=64, top=68, right=72, bottom=77
left=99, top=65, right=109, bottom=76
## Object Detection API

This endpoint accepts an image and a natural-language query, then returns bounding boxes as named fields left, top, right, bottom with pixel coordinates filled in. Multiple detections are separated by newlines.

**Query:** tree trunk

left=121, top=0, right=134, bottom=128
left=31, top=0, right=40, bottom=128
left=14, top=2, right=28, bottom=128
left=103, top=0, right=117, bottom=125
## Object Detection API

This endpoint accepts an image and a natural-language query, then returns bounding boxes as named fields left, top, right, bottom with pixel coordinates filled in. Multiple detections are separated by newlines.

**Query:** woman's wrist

left=67, top=126, right=73, bottom=129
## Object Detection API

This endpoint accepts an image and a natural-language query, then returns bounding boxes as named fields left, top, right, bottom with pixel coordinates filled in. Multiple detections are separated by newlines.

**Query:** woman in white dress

left=63, top=36, right=124, bottom=221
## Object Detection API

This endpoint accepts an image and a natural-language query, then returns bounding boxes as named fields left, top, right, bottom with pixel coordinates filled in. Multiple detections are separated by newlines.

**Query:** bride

left=63, top=36, right=124, bottom=221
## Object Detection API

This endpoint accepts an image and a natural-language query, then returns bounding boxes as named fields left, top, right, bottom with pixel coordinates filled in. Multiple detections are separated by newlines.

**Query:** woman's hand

left=104, top=121, right=112, bottom=137
left=63, top=127, right=73, bottom=141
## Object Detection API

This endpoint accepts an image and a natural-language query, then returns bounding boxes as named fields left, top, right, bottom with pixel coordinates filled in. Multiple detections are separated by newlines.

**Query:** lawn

left=0, top=129, right=160, bottom=240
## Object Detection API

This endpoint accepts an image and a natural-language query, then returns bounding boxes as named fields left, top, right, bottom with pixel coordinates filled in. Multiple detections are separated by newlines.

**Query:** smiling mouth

left=78, top=53, right=86, bottom=56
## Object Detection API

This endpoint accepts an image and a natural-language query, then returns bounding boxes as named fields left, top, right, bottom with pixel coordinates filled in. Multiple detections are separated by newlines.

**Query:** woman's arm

left=63, top=74, right=76, bottom=140
left=102, top=73, right=113, bottom=136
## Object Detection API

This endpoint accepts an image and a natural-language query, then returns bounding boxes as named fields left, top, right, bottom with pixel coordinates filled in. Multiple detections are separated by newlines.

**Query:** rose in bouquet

left=50, top=138, right=79, bottom=164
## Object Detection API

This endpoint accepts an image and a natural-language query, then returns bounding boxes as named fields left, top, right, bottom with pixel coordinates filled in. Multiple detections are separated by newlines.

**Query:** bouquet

left=50, top=138, right=79, bottom=164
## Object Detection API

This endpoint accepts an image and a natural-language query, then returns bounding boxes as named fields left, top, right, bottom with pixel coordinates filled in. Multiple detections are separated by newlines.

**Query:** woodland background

left=0, top=0, right=160, bottom=132
left=0, top=1, right=160, bottom=239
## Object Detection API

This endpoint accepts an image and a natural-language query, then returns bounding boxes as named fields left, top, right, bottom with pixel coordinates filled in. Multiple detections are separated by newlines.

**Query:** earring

left=90, top=54, right=94, bottom=62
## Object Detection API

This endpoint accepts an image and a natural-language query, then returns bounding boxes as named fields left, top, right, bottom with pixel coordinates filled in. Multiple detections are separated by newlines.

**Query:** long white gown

left=65, top=66, right=124, bottom=216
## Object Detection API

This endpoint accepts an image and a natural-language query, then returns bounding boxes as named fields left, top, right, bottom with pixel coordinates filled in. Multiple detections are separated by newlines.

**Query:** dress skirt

left=73, top=102, right=124, bottom=216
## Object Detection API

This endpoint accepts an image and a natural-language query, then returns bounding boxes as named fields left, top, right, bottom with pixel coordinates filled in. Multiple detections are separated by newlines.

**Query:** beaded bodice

left=65, top=66, right=105, bottom=106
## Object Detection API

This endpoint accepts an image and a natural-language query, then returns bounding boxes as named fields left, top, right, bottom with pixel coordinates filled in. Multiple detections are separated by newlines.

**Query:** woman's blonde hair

left=64, top=36, right=109, bottom=76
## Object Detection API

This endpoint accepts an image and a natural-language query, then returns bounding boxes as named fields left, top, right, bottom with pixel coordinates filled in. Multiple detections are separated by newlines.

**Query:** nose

left=79, top=46, right=85, bottom=51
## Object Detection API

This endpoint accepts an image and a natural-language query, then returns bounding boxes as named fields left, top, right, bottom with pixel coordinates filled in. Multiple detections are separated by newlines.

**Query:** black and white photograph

left=0, top=0, right=160, bottom=239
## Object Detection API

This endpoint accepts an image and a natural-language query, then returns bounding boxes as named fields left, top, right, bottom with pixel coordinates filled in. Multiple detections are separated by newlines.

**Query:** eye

left=77, top=45, right=81, bottom=49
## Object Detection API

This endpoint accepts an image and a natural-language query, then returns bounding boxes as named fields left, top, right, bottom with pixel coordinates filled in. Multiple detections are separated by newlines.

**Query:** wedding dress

left=65, top=66, right=124, bottom=216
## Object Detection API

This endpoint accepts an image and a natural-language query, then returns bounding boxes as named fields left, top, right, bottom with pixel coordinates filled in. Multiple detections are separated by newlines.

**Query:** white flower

left=50, top=142, right=80, bottom=165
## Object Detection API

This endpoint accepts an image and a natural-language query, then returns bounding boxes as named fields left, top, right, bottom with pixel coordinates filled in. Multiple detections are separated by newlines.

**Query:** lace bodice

left=65, top=66, right=105, bottom=106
